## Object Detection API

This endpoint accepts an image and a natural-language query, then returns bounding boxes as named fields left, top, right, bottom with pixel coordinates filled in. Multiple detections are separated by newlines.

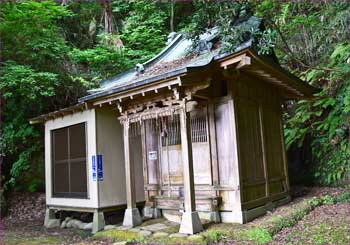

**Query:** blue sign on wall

left=97, top=154, right=103, bottom=181
left=92, top=155, right=97, bottom=181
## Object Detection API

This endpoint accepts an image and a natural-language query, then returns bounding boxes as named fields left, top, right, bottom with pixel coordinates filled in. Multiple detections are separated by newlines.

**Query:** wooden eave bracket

left=247, top=49, right=316, bottom=99
left=220, top=54, right=251, bottom=70
left=118, top=104, right=183, bottom=124
left=92, top=76, right=183, bottom=108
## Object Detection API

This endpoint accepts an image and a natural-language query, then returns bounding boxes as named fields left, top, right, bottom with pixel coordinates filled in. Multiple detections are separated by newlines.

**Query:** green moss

left=93, top=229, right=143, bottom=243
left=245, top=228, right=272, bottom=244
left=2, top=236, right=61, bottom=244
left=143, top=234, right=208, bottom=245
left=159, top=225, right=180, bottom=233
left=204, top=230, right=224, bottom=243
left=139, top=218, right=166, bottom=227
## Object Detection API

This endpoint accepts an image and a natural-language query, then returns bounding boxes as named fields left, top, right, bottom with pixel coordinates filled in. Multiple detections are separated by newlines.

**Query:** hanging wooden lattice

left=129, top=122, right=141, bottom=137
left=129, top=107, right=208, bottom=144
left=190, top=113, right=208, bottom=143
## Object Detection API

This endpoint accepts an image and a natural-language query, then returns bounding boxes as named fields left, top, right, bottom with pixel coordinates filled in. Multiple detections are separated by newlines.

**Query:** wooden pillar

left=208, top=103, right=219, bottom=187
left=179, top=102, right=203, bottom=234
left=141, top=121, right=149, bottom=202
left=279, top=107, right=290, bottom=192
left=122, top=119, right=142, bottom=227
left=258, top=106, right=269, bottom=198
left=142, top=120, right=162, bottom=218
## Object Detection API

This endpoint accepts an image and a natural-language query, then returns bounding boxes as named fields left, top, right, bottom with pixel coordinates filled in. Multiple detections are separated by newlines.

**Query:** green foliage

left=60, top=1, right=103, bottom=49
left=255, top=2, right=350, bottom=185
left=183, top=2, right=350, bottom=186
left=320, top=195, right=336, bottom=205
left=284, top=43, right=350, bottom=185
left=68, top=45, right=129, bottom=82
left=206, top=230, right=224, bottom=244
left=183, top=2, right=276, bottom=55
left=119, top=1, right=169, bottom=63
left=0, top=0, right=72, bottom=71
left=337, top=191, right=350, bottom=203
left=246, top=228, right=272, bottom=244
left=1, top=61, right=57, bottom=191
left=0, top=0, right=180, bottom=194
left=2, top=0, right=350, bottom=193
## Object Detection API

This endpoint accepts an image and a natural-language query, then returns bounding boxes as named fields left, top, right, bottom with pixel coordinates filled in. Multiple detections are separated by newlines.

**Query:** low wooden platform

left=153, top=195, right=220, bottom=212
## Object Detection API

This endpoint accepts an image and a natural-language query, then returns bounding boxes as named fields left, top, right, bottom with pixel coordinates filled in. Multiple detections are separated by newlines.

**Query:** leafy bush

left=285, top=43, right=350, bottom=185
left=255, top=2, right=350, bottom=185
left=1, top=61, right=58, bottom=192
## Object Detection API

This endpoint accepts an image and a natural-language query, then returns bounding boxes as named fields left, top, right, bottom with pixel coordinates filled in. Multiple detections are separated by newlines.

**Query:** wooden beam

left=236, top=55, right=251, bottom=69
left=220, top=54, right=251, bottom=70
left=242, top=191, right=289, bottom=210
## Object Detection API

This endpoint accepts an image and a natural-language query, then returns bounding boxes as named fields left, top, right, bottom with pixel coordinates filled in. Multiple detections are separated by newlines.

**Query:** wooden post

left=122, top=119, right=142, bottom=227
left=258, top=106, right=269, bottom=198
left=279, top=107, right=290, bottom=192
left=141, top=121, right=149, bottom=202
left=208, top=103, right=219, bottom=187
left=179, top=101, right=203, bottom=234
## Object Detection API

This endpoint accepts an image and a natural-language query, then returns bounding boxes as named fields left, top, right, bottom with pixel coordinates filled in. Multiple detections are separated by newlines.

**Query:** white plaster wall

left=95, top=107, right=126, bottom=208
left=95, top=107, right=145, bottom=208
left=45, top=109, right=98, bottom=208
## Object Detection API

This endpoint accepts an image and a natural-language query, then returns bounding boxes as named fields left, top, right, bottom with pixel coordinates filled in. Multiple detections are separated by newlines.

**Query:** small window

left=52, top=123, right=87, bottom=198
left=160, top=108, right=208, bottom=146
left=161, top=114, right=181, bottom=146
left=190, top=113, right=208, bottom=143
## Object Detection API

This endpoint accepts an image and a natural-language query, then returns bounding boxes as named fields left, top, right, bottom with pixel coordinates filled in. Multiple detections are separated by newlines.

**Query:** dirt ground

left=2, top=219, right=92, bottom=244
left=1, top=187, right=349, bottom=244
left=272, top=203, right=350, bottom=244
left=1, top=193, right=92, bottom=244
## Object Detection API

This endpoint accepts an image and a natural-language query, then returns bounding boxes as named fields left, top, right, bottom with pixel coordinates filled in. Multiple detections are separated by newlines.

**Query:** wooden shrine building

left=30, top=16, right=317, bottom=234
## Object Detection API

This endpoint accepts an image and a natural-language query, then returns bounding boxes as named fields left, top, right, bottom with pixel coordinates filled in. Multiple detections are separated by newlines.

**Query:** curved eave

left=79, top=67, right=189, bottom=103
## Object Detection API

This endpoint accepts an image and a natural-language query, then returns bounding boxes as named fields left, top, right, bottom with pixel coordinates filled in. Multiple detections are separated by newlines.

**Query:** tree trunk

left=61, top=0, right=69, bottom=6
left=99, top=0, right=123, bottom=48
left=100, top=0, right=115, bottom=34
left=170, top=0, right=175, bottom=32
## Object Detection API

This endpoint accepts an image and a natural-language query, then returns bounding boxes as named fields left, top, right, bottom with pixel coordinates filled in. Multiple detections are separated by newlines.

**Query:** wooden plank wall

left=213, top=100, right=240, bottom=211
left=141, top=73, right=288, bottom=213
left=141, top=97, right=245, bottom=213
left=233, top=73, right=289, bottom=210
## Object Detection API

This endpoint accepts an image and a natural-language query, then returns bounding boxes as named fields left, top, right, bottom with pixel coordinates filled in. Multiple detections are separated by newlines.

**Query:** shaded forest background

left=1, top=1, right=350, bottom=206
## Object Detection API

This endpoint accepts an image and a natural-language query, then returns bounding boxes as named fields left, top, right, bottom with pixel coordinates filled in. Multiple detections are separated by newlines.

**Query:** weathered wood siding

left=142, top=73, right=288, bottom=217
left=215, top=102, right=235, bottom=186
left=233, top=74, right=288, bottom=209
